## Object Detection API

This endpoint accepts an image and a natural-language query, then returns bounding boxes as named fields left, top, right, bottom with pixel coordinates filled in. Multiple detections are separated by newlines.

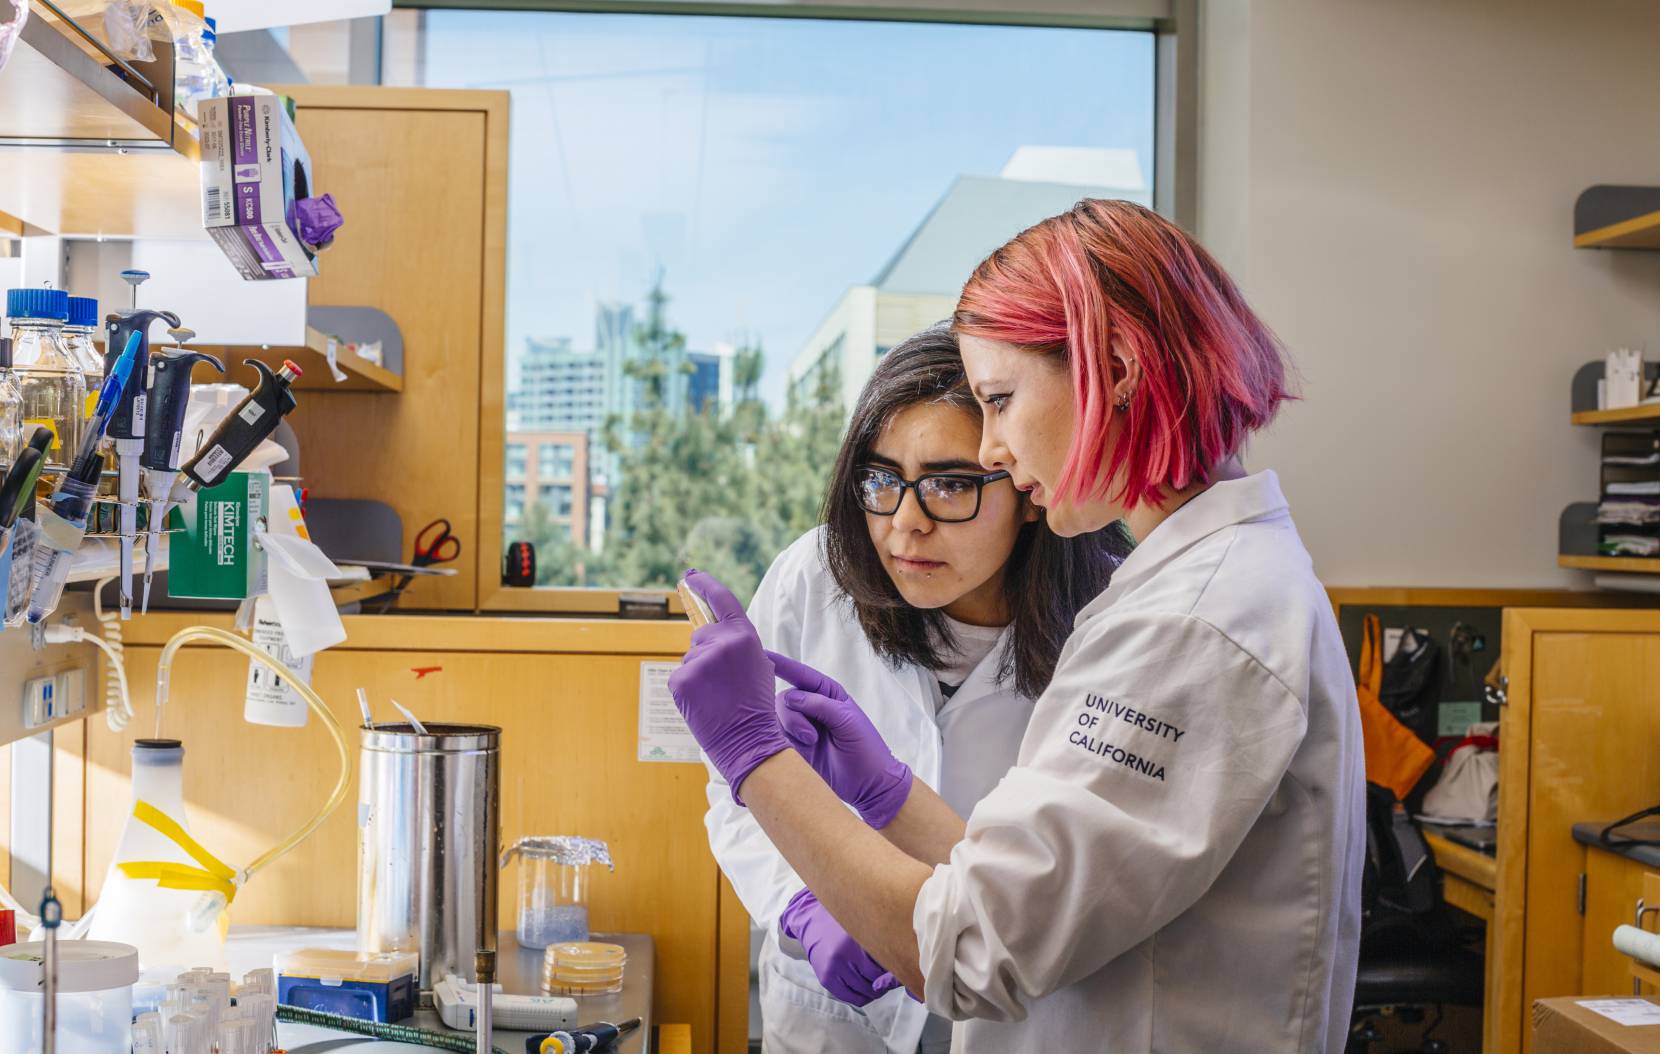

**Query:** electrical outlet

left=21, top=675, right=53, bottom=729
left=21, top=667, right=88, bottom=729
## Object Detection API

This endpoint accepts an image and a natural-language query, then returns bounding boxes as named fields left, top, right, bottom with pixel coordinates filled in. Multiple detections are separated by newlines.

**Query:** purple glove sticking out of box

left=291, top=193, right=344, bottom=252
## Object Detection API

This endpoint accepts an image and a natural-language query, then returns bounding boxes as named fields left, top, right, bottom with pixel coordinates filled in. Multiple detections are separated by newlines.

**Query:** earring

left=1115, top=392, right=1131, bottom=413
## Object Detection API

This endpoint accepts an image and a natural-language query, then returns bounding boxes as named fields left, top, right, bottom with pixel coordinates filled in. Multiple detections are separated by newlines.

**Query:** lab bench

left=226, top=927, right=654, bottom=1053
left=1571, top=822, right=1660, bottom=998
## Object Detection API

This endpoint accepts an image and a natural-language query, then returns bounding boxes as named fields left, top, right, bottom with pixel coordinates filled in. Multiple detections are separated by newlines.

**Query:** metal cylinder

left=356, top=723, right=500, bottom=991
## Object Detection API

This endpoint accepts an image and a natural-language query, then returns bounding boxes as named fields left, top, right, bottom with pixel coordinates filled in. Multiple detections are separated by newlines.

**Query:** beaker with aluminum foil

left=501, top=837, right=613, bottom=949
left=356, top=723, right=500, bottom=992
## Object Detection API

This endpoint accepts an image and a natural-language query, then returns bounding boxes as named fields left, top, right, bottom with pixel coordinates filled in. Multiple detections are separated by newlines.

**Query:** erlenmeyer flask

left=86, top=739, right=228, bottom=973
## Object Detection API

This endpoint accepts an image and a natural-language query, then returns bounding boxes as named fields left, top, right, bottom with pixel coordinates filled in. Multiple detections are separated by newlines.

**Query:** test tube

left=132, top=1012, right=163, bottom=1054
left=240, top=991, right=275, bottom=1050
left=163, top=1011, right=199, bottom=1054
left=218, top=1007, right=246, bottom=1054
left=187, top=984, right=223, bottom=1037
left=159, top=984, right=189, bottom=1025
left=207, top=972, right=233, bottom=1015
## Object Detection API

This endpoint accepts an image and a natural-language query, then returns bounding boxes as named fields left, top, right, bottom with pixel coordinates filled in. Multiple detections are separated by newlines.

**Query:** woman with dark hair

left=674, top=200, right=1365, bottom=1052
left=703, top=322, right=1126, bottom=1054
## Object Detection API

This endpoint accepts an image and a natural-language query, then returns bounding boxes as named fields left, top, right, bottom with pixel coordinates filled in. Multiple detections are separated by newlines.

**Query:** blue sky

left=421, top=11, right=1154, bottom=404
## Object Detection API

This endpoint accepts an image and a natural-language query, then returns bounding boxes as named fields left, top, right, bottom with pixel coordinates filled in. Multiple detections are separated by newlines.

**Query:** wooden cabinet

left=1494, top=609, right=1660, bottom=1053
left=265, top=87, right=509, bottom=612
left=55, top=610, right=750, bottom=1054
left=1579, top=850, right=1655, bottom=998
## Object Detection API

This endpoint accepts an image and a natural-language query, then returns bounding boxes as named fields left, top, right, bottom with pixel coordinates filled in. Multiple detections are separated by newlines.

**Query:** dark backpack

left=1361, top=782, right=1450, bottom=953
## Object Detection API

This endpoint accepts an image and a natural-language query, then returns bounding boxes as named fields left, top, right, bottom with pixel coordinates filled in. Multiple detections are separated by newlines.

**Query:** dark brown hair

left=821, top=322, right=1131, bottom=698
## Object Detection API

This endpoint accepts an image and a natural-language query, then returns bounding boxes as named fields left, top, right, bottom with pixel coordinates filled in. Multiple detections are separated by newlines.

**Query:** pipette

left=139, top=334, right=224, bottom=613
left=71, top=330, right=144, bottom=480
left=104, top=307, right=182, bottom=621
left=534, top=1017, right=642, bottom=1054
left=390, top=699, right=429, bottom=735
left=178, top=359, right=302, bottom=492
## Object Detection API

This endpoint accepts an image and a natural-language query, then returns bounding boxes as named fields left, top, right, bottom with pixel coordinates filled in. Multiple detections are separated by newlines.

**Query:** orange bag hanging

left=1356, top=614, right=1436, bottom=800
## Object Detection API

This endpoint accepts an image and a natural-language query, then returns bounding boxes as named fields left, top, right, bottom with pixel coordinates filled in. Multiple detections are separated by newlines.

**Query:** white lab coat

left=705, top=527, right=1036, bottom=1054
left=913, top=471, right=1365, bottom=1053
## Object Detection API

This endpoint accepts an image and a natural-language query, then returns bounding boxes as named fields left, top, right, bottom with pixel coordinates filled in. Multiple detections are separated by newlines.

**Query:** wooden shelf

left=0, top=3, right=202, bottom=236
left=195, top=326, right=403, bottom=393
left=329, top=574, right=399, bottom=607
left=2, top=4, right=178, bottom=145
left=1559, top=554, right=1660, bottom=574
left=1572, top=403, right=1660, bottom=426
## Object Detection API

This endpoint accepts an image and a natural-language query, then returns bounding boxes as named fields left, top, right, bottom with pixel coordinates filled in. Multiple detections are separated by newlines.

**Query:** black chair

left=1348, top=784, right=1486, bottom=1053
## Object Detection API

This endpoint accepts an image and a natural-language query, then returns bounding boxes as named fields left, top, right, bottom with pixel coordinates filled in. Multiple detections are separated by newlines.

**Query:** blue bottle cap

left=5, top=288, right=69, bottom=321
left=66, top=296, right=98, bottom=329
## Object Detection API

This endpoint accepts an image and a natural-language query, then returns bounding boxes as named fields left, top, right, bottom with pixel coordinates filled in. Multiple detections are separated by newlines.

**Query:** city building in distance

left=790, top=147, right=1150, bottom=412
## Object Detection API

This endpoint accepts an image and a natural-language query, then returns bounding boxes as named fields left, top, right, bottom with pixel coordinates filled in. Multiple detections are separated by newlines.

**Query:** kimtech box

left=198, top=93, right=318, bottom=281
left=167, top=471, right=270, bottom=600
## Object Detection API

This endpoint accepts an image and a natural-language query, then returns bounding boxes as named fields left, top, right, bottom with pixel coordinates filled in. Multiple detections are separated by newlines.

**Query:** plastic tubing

left=153, top=625, right=353, bottom=880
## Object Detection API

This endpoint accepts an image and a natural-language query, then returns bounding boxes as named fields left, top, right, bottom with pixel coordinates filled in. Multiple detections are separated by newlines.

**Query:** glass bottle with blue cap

left=64, top=295, right=104, bottom=393
left=5, top=288, right=85, bottom=474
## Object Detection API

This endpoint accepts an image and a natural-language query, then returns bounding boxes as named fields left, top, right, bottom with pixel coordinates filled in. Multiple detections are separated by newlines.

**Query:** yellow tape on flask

left=114, top=799, right=241, bottom=907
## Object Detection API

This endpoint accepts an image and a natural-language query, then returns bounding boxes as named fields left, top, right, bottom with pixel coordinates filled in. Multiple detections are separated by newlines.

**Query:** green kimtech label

left=167, top=472, right=268, bottom=600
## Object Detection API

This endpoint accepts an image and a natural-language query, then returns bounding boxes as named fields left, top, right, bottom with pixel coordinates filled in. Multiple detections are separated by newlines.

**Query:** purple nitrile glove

left=291, top=193, right=344, bottom=250
left=668, top=571, right=790, bottom=803
left=779, top=887, right=902, bottom=1008
left=767, top=651, right=914, bottom=830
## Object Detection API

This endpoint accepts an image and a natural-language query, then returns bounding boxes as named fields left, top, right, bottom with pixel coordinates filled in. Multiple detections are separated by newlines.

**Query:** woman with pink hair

left=672, top=199, right=1365, bottom=1052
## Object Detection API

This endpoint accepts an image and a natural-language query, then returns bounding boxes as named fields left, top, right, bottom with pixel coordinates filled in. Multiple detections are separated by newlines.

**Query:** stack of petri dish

left=541, top=942, right=627, bottom=996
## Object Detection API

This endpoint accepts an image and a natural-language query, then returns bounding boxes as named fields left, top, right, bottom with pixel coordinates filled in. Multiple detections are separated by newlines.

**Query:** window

left=505, top=443, right=528, bottom=481
left=540, top=443, right=576, bottom=480
left=416, top=10, right=1154, bottom=601
left=539, top=484, right=574, bottom=519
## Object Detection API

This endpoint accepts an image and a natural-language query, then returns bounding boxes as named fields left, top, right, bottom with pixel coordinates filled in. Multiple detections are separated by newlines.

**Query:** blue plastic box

left=275, top=948, right=418, bottom=1024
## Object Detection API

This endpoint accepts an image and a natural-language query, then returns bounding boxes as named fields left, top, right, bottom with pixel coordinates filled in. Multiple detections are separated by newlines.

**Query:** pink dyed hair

left=953, top=199, right=1293, bottom=510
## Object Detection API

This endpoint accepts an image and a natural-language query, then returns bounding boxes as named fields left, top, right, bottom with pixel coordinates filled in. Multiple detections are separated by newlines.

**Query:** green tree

left=596, top=283, right=845, bottom=604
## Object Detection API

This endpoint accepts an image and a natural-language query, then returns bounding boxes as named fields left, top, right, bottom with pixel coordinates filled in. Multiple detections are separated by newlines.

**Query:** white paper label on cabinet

left=637, top=661, right=700, bottom=764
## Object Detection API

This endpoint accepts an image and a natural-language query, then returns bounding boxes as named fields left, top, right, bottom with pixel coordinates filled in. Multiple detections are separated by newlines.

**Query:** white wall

left=1196, top=0, right=1660, bottom=587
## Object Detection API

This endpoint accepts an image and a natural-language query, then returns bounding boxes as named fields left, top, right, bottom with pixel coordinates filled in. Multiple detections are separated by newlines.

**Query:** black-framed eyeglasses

left=853, top=466, right=1012, bottom=523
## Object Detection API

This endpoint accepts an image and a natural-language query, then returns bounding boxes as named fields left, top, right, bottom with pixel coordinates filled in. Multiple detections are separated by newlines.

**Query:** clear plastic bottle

left=203, top=16, right=230, bottom=101
left=171, top=0, right=213, bottom=120
left=5, top=288, right=85, bottom=474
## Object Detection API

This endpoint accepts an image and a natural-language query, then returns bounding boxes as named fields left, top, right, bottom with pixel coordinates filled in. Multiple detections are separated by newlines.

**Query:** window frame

left=458, top=0, right=1196, bottom=614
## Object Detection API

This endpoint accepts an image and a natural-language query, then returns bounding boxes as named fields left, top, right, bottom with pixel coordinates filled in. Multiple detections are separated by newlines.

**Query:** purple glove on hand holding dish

left=669, top=570, right=914, bottom=827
